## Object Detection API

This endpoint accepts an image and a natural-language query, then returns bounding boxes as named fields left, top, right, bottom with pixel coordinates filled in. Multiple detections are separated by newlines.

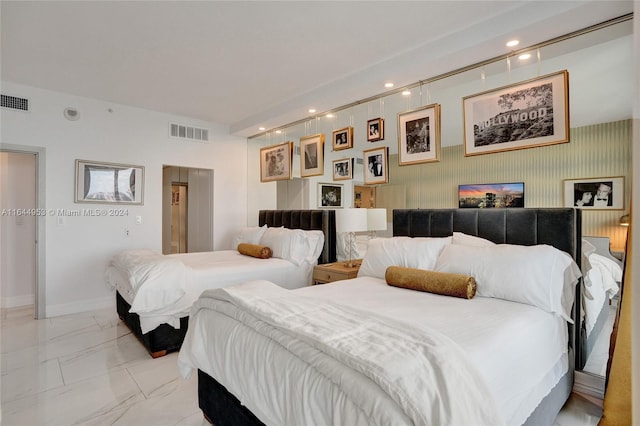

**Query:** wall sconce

left=619, top=214, right=630, bottom=226
left=336, top=208, right=368, bottom=268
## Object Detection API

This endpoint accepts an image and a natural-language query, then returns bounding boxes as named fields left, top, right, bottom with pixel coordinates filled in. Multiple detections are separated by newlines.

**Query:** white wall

left=0, top=82, right=247, bottom=316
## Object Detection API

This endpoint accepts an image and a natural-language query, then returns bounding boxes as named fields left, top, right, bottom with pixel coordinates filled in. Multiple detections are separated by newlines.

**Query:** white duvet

left=105, top=249, right=314, bottom=333
left=583, top=252, right=622, bottom=336
left=178, top=276, right=569, bottom=425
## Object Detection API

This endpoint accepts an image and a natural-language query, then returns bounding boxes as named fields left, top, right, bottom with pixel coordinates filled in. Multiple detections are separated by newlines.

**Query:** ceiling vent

left=1, top=94, right=29, bottom=112
left=169, top=122, right=209, bottom=142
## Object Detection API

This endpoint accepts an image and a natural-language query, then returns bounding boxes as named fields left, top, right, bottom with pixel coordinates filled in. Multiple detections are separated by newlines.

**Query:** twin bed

left=178, top=208, right=585, bottom=426
left=106, top=209, right=336, bottom=357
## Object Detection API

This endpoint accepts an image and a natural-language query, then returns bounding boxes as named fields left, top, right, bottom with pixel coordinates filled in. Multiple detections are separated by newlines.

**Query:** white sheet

left=105, top=250, right=313, bottom=333
left=178, top=276, right=569, bottom=425
left=583, top=252, right=622, bottom=336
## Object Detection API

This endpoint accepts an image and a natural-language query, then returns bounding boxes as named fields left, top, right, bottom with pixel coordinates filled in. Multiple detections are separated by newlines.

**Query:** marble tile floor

left=1, top=305, right=602, bottom=426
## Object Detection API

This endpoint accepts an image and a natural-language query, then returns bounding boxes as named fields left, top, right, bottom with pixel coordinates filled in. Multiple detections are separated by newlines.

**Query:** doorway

left=0, top=146, right=45, bottom=319
left=162, top=165, right=213, bottom=254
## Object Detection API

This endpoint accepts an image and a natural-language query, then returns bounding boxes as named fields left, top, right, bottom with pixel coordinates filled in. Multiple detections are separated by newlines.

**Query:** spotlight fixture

left=506, top=39, right=520, bottom=48
left=384, top=82, right=394, bottom=88
left=308, top=108, right=316, bottom=113
left=258, top=127, right=266, bottom=131
left=518, top=53, right=531, bottom=60
left=402, top=90, right=411, bottom=96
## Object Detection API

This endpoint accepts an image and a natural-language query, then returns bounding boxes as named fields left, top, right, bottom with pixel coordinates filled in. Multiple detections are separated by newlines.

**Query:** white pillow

left=452, top=232, right=495, bottom=247
left=357, top=236, right=451, bottom=279
left=232, top=225, right=268, bottom=248
left=435, top=244, right=581, bottom=322
left=259, top=227, right=324, bottom=266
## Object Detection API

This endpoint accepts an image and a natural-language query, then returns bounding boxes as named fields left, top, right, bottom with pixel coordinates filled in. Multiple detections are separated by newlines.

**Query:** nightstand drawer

left=312, top=261, right=361, bottom=284
left=313, top=268, right=349, bottom=283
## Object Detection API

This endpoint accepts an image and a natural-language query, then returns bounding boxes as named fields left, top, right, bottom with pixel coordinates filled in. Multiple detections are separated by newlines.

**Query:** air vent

left=169, top=122, right=209, bottom=142
left=1, top=94, right=29, bottom=111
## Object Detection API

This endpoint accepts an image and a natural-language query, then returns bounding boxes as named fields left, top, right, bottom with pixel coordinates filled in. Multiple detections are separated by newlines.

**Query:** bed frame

left=197, top=207, right=582, bottom=426
left=117, top=209, right=337, bottom=358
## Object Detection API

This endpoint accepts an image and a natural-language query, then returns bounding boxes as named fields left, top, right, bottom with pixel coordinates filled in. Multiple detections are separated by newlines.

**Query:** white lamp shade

left=336, top=208, right=368, bottom=233
left=367, top=208, right=387, bottom=231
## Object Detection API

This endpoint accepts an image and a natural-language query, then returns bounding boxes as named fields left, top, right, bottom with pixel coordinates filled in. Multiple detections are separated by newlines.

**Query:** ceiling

left=1, top=1, right=634, bottom=138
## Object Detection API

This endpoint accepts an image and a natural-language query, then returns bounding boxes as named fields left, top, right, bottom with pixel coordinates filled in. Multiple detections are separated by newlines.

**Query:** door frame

left=1, top=144, right=46, bottom=319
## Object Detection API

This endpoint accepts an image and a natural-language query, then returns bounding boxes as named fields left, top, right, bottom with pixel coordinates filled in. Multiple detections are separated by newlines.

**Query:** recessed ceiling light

left=384, top=82, right=394, bottom=88
left=518, top=53, right=531, bottom=60
left=402, top=90, right=411, bottom=96
left=275, top=130, right=282, bottom=134
left=326, top=113, right=334, bottom=118
left=258, top=127, right=265, bottom=131
left=506, top=40, right=519, bottom=48
left=308, top=108, right=316, bottom=113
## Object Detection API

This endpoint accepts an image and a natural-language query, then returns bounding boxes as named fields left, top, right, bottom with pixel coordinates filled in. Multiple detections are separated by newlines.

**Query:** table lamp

left=335, top=208, right=368, bottom=267
left=367, top=208, right=387, bottom=238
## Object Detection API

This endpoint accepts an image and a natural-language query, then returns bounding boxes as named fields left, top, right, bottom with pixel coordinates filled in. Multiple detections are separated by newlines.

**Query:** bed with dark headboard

left=112, top=209, right=336, bottom=358
left=182, top=208, right=582, bottom=425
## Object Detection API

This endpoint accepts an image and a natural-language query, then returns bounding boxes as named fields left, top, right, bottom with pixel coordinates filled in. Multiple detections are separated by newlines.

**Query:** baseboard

left=574, top=370, right=605, bottom=401
left=1, top=294, right=35, bottom=309
left=46, top=295, right=114, bottom=318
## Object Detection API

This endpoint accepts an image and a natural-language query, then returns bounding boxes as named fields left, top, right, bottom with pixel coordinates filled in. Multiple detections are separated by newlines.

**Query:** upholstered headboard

left=393, top=208, right=582, bottom=367
left=258, top=210, right=337, bottom=264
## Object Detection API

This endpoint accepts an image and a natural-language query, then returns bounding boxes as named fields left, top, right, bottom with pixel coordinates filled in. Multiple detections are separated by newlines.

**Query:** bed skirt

left=116, top=291, right=188, bottom=358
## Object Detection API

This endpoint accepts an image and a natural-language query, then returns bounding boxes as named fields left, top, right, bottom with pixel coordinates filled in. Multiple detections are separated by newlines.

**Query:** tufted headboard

left=393, top=208, right=582, bottom=367
left=258, top=210, right=337, bottom=264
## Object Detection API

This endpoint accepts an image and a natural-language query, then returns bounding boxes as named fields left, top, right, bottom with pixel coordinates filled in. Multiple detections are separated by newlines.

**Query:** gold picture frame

left=259, top=141, right=293, bottom=183
left=397, top=104, right=441, bottom=165
left=367, top=118, right=384, bottom=142
left=332, top=126, right=353, bottom=151
left=363, top=146, right=389, bottom=185
left=463, top=70, right=569, bottom=156
left=300, top=133, right=325, bottom=177
left=332, top=158, right=353, bottom=181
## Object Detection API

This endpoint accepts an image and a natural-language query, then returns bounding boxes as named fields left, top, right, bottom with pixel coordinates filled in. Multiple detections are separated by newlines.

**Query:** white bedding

left=178, top=276, right=569, bottom=426
left=105, top=250, right=313, bottom=333
left=583, top=252, right=622, bottom=336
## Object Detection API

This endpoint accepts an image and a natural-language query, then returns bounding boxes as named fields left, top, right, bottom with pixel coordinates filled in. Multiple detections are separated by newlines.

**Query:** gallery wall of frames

left=247, top=17, right=632, bottom=250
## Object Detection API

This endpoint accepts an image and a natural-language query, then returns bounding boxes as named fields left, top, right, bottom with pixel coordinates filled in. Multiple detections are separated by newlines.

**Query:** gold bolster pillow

left=237, top=243, right=273, bottom=259
left=385, top=266, right=476, bottom=299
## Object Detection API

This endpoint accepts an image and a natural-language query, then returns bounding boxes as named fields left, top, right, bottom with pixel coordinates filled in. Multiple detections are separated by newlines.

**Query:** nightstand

left=313, top=261, right=361, bottom=284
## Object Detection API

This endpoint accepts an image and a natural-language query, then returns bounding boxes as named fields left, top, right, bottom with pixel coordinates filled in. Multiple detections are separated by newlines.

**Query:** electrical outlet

left=124, top=228, right=130, bottom=237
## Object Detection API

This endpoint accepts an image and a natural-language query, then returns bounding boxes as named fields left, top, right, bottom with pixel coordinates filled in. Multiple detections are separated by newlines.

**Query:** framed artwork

left=300, top=133, right=325, bottom=177
left=463, top=70, right=569, bottom=156
left=332, top=158, right=353, bottom=181
left=75, top=159, right=144, bottom=204
left=259, top=141, right=292, bottom=183
left=367, top=118, right=384, bottom=142
left=397, top=103, right=441, bottom=165
left=318, top=183, right=343, bottom=208
left=363, top=146, right=389, bottom=185
left=458, top=182, right=525, bottom=208
left=563, top=176, right=624, bottom=210
left=332, top=127, right=353, bottom=151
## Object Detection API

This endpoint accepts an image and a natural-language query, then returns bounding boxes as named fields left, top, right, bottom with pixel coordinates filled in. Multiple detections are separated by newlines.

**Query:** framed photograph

left=463, top=70, right=569, bottom=156
left=332, top=127, right=354, bottom=151
left=397, top=103, right=441, bottom=165
left=332, top=158, right=353, bottom=181
left=363, top=146, right=389, bottom=185
left=75, top=159, right=144, bottom=204
left=300, top=133, right=325, bottom=178
left=318, top=183, right=343, bottom=208
left=260, top=141, right=293, bottom=183
left=458, top=182, right=525, bottom=208
left=367, top=118, right=384, bottom=142
left=563, top=176, right=624, bottom=210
